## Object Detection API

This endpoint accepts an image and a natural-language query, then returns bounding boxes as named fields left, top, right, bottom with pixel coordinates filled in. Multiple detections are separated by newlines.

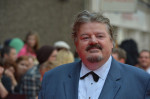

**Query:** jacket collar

left=63, top=61, right=82, bottom=99
left=64, top=58, right=122, bottom=99
left=99, top=58, right=122, bottom=99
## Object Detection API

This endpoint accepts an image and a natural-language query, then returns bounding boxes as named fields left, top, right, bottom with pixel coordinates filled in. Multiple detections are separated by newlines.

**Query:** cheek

left=104, top=41, right=113, bottom=49
left=76, top=42, right=87, bottom=50
left=48, top=56, right=54, bottom=62
left=18, top=66, right=23, bottom=71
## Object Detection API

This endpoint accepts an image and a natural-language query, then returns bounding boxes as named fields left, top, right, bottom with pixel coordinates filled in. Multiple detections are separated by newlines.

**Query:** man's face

left=138, top=51, right=150, bottom=68
left=8, top=48, right=17, bottom=62
left=75, top=22, right=113, bottom=70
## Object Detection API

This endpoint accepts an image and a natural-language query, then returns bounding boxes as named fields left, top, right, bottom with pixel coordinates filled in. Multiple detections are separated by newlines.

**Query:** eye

left=96, top=33, right=105, bottom=39
left=97, top=35, right=103, bottom=38
left=81, top=35, right=90, bottom=40
left=82, top=37, right=90, bottom=40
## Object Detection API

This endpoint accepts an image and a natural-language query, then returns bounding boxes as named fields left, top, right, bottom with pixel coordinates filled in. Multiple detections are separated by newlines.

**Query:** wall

left=0, top=0, right=84, bottom=51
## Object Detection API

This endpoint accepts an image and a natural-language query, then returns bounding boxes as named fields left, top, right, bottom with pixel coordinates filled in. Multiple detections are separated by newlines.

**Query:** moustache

left=86, top=44, right=102, bottom=51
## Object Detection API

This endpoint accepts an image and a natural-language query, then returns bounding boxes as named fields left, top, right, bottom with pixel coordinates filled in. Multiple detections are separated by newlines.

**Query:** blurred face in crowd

left=112, top=53, right=125, bottom=63
left=16, top=60, right=29, bottom=77
left=75, top=22, right=113, bottom=70
left=27, top=35, right=37, bottom=48
left=138, top=51, right=150, bottom=69
left=5, top=48, right=17, bottom=62
left=112, top=53, right=119, bottom=61
left=48, top=50, right=58, bottom=63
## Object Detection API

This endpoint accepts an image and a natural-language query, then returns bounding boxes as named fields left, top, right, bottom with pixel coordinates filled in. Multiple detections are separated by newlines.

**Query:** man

left=39, top=11, right=150, bottom=99
left=137, top=50, right=150, bottom=73
left=1, top=46, right=17, bottom=62
left=112, top=48, right=126, bottom=63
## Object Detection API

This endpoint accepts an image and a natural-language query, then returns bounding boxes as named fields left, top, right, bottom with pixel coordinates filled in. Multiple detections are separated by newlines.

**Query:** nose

left=90, top=35, right=98, bottom=44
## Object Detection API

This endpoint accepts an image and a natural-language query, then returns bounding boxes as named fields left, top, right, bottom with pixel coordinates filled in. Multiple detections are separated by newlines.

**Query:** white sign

left=103, top=10, right=150, bottom=32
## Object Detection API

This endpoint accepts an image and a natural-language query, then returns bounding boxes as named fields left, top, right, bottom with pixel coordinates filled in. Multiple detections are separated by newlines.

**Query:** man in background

left=112, top=48, right=126, bottom=63
left=1, top=46, right=17, bottom=62
left=137, top=50, right=150, bottom=74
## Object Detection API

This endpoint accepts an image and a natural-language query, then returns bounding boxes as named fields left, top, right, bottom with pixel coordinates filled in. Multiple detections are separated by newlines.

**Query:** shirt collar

left=80, top=56, right=112, bottom=80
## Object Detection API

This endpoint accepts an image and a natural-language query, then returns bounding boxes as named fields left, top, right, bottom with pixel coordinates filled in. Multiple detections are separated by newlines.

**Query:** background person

left=9, top=38, right=24, bottom=54
left=14, top=56, right=30, bottom=93
left=0, top=66, right=8, bottom=99
left=120, top=39, right=139, bottom=66
left=54, top=41, right=74, bottom=66
left=18, top=31, right=39, bottom=58
left=20, top=45, right=57, bottom=99
left=136, top=50, right=150, bottom=73
left=1, top=46, right=17, bottom=63
left=3, top=61, right=17, bottom=91
left=0, top=57, right=11, bottom=98
left=112, top=48, right=126, bottom=63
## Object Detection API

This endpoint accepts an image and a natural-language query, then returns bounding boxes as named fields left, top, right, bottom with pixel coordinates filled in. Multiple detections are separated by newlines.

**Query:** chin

left=86, top=55, right=103, bottom=63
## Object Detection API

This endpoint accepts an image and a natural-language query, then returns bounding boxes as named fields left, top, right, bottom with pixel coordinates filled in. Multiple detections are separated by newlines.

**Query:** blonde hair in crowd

left=55, top=49, right=74, bottom=66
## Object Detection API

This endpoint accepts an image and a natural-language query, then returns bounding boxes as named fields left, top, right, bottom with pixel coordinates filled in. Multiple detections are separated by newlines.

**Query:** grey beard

left=87, top=55, right=103, bottom=63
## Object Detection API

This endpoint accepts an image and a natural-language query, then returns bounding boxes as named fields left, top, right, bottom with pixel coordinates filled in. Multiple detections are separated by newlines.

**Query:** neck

left=83, top=56, right=111, bottom=71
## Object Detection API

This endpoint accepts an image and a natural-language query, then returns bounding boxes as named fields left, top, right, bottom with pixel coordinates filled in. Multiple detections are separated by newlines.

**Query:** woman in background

left=18, top=31, right=39, bottom=59
left=14, top=56, right=30, bottom=93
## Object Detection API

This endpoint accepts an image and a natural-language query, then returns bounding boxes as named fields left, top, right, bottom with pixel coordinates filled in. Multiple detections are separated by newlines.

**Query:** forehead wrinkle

left=79, top=23, right=108, bottom=33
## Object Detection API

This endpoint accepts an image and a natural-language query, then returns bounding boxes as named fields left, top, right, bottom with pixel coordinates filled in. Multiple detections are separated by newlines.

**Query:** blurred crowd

left=0, top=31, right=78, bottom=99
left=0, top=31, right=150, bottom=99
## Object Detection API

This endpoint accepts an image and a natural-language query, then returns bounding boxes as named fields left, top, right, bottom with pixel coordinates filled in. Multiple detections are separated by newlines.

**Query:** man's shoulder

left=119, top=62, right=150, bottom=79
left=44, top=61, right=81, bottom=79
left=48, top=61, right=80, bottom=73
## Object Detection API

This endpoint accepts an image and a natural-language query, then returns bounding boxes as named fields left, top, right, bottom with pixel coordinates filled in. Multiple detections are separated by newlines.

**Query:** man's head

left=1, top=46, right=17, bottom=62
left=112, top=48, right=126, bottom=63
left=138, top=50, right=150, bottom=70
left=73, top=10, right=114, bottom=70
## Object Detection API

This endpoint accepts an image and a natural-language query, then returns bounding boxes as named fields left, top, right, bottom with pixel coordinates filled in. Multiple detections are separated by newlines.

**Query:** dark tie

left=80, top=71, right=99, bottom=82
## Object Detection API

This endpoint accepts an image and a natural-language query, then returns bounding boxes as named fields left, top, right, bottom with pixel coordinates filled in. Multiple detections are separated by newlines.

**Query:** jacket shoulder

left=119, top=62, right=150, bottom=80
left=44, top=61, right=81, bottom=79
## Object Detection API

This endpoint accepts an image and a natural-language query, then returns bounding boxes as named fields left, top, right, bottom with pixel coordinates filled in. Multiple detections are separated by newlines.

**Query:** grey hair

left=72, top=10, right=114, bottom=41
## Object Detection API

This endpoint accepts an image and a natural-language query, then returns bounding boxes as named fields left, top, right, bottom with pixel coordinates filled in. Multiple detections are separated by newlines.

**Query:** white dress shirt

left=146, top=67, right=150, bottom=74
left=78, top=56, right=112, bottom=99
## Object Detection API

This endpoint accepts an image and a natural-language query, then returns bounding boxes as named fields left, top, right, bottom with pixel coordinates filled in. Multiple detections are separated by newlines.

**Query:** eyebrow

left=80, top=32, right=105, bottom=36
left=80, top=34, right=89, bottom=37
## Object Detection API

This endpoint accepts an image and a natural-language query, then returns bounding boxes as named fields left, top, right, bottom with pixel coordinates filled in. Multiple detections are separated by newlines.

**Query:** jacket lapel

left=63, top=61, right=82, bottom=99
left=99, top=58, right=122, bottom=99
